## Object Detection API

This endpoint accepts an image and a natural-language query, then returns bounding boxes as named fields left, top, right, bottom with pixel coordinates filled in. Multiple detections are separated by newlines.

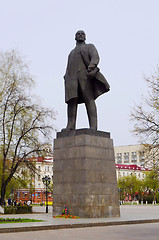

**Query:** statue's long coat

left=64, top=43, right=110, bottom=104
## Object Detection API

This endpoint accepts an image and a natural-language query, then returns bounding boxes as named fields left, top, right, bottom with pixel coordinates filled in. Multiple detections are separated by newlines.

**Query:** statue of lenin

left=63, top=30, right=110, bottom=130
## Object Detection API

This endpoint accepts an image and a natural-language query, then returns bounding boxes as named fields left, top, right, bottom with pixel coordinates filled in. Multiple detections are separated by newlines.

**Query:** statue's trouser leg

left=66, top=98, right=78, bottom=129
left=78, top=79, right=97, bottom=130
left=85, top=99, right=97, bottom=130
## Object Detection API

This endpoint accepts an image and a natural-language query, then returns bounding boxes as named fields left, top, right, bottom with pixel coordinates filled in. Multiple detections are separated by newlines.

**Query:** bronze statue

left=63, top=30, right=110, bottom=130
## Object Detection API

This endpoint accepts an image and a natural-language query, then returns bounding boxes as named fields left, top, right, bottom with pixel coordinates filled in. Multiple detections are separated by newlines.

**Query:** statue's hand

left=87, top=66, right=99, bottom=79
left=88, top=64, right=96, bottom=72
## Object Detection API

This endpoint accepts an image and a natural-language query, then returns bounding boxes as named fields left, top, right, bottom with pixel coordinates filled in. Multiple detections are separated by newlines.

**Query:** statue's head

left=75, top=30, right=86, bottom=43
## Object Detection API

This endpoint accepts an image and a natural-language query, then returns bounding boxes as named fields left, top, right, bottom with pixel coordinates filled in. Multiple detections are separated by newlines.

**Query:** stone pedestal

left=53, top=129, right=120, bottom=218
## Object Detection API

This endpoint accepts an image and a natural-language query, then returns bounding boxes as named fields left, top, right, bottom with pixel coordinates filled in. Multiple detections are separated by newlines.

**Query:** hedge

left=139, top=192, right=159, bottom=204
left=4, top=206, right=32, bottom=214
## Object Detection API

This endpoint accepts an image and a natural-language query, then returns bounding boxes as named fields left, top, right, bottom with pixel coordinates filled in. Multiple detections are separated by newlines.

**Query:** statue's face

left=75, top=30, right=86, bottom=42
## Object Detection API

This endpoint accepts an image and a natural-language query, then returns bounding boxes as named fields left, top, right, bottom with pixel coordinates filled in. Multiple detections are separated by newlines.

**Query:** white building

left=114, top=144, right=150, bottom=180
left=34, top=156, right=53, bottom=189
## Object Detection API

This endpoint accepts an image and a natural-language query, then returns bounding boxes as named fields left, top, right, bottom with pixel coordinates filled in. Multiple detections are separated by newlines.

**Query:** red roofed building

left=116, top=163, right=149, bottom=179
left=114, top=144, right=151, bottom=179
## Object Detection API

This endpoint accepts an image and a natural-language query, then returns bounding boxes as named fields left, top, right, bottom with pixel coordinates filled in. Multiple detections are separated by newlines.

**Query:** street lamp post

left=42, top=176, right=51, bottom=213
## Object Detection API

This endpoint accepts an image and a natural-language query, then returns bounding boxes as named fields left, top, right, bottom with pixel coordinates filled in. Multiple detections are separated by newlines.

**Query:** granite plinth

left=53, top=130, right=120, bottom=218
left=57, top=128, right=110, bottom=138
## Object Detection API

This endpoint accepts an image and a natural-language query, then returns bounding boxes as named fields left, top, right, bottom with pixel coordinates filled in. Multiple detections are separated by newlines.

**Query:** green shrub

left=143, top=195, right=154, bottom=203
left=4, top=206, right=32, bottom=214
left=4, top=206, right=16, bottom=214
left=139, top=194, right=157, bottom=204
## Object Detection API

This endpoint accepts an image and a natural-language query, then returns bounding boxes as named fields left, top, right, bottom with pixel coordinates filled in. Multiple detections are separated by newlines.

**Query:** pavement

left=0, top=205, right=159, bottom=233
left=1, top=223, right=159, bottom=240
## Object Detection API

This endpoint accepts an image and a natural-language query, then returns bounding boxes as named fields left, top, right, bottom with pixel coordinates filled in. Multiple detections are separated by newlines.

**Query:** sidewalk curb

left=1, top=219, right=159, bottom=233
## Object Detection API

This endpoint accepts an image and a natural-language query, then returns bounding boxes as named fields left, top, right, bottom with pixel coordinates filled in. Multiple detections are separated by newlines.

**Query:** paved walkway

left=1, top=223, right=159, bottom=240
left=0, top=205, right=159, bottom=233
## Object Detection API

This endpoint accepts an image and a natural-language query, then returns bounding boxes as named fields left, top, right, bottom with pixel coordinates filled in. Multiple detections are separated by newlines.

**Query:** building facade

left=114, top=144, right=149, bottom=180
left=14, top=156, right=53, bottom=205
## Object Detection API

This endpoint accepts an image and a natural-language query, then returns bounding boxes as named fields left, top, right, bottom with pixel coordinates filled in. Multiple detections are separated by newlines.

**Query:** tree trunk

left=0, top=184, right=6, bottom=206
left=154, top=191, right=156, bottom=202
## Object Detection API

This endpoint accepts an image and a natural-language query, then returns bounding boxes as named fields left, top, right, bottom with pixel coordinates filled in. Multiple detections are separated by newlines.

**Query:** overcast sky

left=1, top=0, right=159, bottom=146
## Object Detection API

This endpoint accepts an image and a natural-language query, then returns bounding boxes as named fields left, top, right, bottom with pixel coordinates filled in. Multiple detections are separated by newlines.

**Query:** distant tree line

left=118, top=169, right=159, bottom=203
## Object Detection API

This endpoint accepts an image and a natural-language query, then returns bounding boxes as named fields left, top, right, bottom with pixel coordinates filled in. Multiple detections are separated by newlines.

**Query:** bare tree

left=0, top=50, right=56, bottom=206
left=130, top=67, right=159, bottom=167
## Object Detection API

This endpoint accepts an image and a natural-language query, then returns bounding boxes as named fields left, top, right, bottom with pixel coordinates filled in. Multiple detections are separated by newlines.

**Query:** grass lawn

left=0, top=218, right=44, bottom=224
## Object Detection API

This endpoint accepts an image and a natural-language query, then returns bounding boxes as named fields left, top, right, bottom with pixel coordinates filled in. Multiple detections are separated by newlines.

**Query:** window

left=131, top=152, right=137, bottom=162
left=117, top=153, right=122, bottom=163
left=123, top=172, right=125, bottom=176
left=48, top=166, right=49, bottom=171
left=38, top=166, right=41, bottom=171
left=38, top=193, right=40, bottom=198
left=124, top=152, right=129, bottom=163
left=139, top=151, right=145, bottom=164
left=38, top=175, right=41, bottom=181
